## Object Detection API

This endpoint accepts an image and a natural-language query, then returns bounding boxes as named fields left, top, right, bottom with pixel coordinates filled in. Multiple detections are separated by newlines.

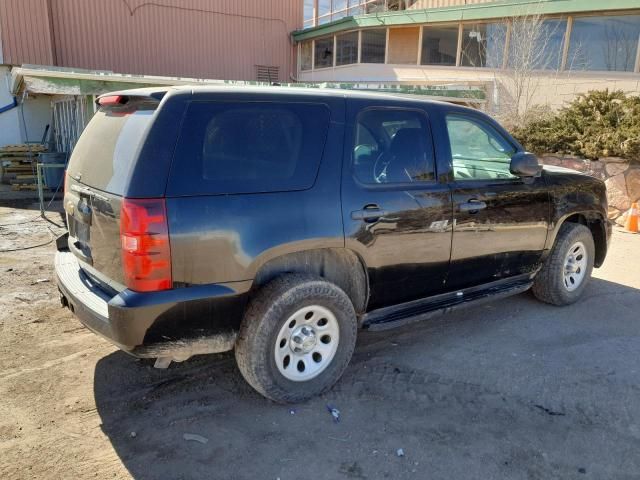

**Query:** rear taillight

left=120, top=198, right=172, bottom=292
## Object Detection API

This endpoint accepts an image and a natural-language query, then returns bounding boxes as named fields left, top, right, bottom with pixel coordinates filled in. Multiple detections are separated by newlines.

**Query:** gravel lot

left=1, top=201, right=639, bottom=480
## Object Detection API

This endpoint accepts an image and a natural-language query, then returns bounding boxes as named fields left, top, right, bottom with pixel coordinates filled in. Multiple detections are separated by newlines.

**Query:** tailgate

left=65, top=179, right=125, bottom=289
left=64, top=96, right=157, bottom=289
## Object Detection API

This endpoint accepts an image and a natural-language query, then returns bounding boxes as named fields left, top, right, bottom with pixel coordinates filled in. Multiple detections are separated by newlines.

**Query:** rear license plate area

left=69, top=217, right=90, bottom=243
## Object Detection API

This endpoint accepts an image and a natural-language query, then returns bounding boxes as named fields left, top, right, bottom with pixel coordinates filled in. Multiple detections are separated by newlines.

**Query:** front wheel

left=235, top=274, right=357, bottom=403
left=532, top=223, right=595, bottom=306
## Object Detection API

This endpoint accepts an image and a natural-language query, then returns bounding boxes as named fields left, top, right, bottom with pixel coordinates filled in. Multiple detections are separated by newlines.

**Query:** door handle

left=459, top=200, right=487, bottom=213
left=351, top=205, right=387, bottom=222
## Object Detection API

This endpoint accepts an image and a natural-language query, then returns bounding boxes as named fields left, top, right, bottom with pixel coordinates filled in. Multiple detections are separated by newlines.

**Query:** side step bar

left=362, top=274, right=534, bottom=332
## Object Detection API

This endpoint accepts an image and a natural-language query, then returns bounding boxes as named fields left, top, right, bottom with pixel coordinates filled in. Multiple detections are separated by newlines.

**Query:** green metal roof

left=292, top=0, right=640, bottom=41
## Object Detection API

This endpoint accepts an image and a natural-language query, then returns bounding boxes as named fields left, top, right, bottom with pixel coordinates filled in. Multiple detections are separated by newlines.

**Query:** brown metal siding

left=1, top=0, right=301, bottom=82
left=0, top=0, right=54, bottom=65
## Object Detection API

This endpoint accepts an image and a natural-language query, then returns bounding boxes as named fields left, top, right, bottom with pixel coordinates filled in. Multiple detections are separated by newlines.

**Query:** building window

left=336, top=31, right=359, bottom=66
left=460, top=23, right=507, bottom=68
left=318, top=0, right=332, bottom=24
left=388, top=27, right=420, bottom=64
left=333, top=0, right=348, bottom=17
left=303, top=0, right=314, bottom=28
left=347, top=2, right=363, bottom=16
left=314, top=37, right=334, bottom=68
left=300, top=42, right=313, bottom=71
left=318, top=0, right=331, bottom=17
left=507, top=18, right=567, bottom=71
left=361, top=28, right=386, bottom=63
left=568, top=15, right=640, bottom=72
left=421, top=25, right=458, bottom=66
left=364, top=0, right=385, bottom=14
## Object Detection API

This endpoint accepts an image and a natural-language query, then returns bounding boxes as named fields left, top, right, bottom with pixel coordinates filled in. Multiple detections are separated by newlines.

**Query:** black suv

left=56, top=86, right=610, bottom=402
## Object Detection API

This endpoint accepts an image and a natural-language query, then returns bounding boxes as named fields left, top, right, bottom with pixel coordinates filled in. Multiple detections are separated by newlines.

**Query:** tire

left=235, top=274, right=357, bottom=403
left=532, top=222, right=595, bottom=306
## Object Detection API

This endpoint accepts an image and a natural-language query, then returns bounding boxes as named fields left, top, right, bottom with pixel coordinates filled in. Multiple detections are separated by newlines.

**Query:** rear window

left=167, top=101, right=330, bottom=196
left=67, top=106, right=155, bottom=195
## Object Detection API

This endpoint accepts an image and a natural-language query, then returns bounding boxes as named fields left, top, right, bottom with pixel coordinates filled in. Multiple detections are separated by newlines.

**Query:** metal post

left=37, top=163, right=44, bottom=216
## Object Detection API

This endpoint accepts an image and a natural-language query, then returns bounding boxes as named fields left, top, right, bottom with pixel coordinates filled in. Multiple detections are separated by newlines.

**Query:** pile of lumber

left=0, top=144, right=47, bottom=191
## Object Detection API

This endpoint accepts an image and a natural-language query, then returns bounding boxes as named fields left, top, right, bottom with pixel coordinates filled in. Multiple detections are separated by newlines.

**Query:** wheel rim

left=274, top=305, right=340, bottom=382
left=563, top=241, right=588, bottom=292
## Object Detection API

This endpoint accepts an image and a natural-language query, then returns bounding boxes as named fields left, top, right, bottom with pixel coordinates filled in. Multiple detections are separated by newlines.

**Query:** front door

left=444, top=112, right=550, bottom=290
left=342, top=100, right=453, bottom=310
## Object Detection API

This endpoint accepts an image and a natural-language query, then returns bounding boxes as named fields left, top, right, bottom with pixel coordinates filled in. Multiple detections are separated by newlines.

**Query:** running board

left=362, top=275, right=533, bottom=332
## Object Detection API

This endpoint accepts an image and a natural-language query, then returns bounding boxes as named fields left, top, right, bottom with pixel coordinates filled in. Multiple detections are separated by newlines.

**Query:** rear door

left=342, top=99, right=453, bottom=310
left=65, top=97, right=158, bottom=290
left=443, top=112, right=550, bottom=290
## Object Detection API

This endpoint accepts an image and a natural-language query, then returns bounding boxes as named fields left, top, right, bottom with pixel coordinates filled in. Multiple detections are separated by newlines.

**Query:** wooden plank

left=0, top=144, right=47, bottom=153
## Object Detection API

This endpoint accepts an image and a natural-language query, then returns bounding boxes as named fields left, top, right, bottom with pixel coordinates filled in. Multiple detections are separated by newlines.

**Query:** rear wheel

left=532, top=223, right=595, bottom=305
left=235, top=274, right=357, bottom=403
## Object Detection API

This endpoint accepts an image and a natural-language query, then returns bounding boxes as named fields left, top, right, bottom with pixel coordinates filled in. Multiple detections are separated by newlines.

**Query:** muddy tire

left=532, top=223, right=595, bottom=306
left=235, top=274, right=357, bottom=403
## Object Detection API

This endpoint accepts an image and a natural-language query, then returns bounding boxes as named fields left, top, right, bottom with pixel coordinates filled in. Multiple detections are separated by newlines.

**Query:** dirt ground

left=1, top=201, right=639, bottom=480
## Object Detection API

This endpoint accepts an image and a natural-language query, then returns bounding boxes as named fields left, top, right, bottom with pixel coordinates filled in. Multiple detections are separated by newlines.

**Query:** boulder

left=588, top=161, right=607, bottom=180
left=625, top=168, right=640, bottom=203
left=605, top=174, right=631, bottom=211
left=605, top=162, right=629, bottom=177
left=563, top=158, right=590, bottom=172
left=600, top=156, right=627, bottom=163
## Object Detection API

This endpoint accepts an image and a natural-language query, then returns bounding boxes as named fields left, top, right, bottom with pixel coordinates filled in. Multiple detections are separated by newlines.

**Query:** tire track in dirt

left=328, top=357, right=640, bottom=434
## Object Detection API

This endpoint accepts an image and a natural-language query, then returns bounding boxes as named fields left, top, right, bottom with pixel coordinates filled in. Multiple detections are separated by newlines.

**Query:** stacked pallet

left=0, top=144, right=47, bottom=190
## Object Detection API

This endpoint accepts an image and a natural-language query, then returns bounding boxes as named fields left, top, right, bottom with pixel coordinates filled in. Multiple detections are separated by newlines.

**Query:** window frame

left=444, top=112, right=521, bottom=184
left=350, top=106, right=438, bottom=190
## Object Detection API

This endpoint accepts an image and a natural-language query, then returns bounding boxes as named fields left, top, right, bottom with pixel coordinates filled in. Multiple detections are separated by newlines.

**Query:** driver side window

left=446, top=114, right=517, bottom=181
left=353, top=109, right=435, bottom=185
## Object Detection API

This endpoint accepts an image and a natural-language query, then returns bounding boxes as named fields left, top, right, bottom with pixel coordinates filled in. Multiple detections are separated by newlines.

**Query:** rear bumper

left=55, top=250, right=243, bottom=358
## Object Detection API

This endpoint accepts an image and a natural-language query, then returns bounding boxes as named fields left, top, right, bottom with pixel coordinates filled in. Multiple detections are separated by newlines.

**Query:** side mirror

left=510, top=152, right=542, bottom=177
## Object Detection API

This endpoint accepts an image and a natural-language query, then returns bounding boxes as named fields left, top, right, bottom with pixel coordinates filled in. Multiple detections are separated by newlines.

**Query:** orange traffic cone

left=624, top=202, right=639, bottom=233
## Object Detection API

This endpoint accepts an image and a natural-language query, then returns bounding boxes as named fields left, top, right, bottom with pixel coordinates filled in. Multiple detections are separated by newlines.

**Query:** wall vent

left=255, top=65, right=279, bottom=83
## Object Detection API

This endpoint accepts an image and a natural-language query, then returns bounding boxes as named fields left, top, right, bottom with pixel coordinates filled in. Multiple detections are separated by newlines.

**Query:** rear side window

left=167, top=102, right=330, bottom=195
left=68, top=106, right=155, bottom=195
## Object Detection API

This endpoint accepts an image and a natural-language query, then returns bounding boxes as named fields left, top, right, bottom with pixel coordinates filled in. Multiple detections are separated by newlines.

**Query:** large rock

left=563, top=158, right=590, bottom=172
left=588, top=160, right=607, bottom=180
left=600, top=156, right=627, bottom=163
left=605, top=173, right=631, bottom=211
left=626, top=168, right=640, bottom=203
left=606, top=162, right=629, bottom=176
